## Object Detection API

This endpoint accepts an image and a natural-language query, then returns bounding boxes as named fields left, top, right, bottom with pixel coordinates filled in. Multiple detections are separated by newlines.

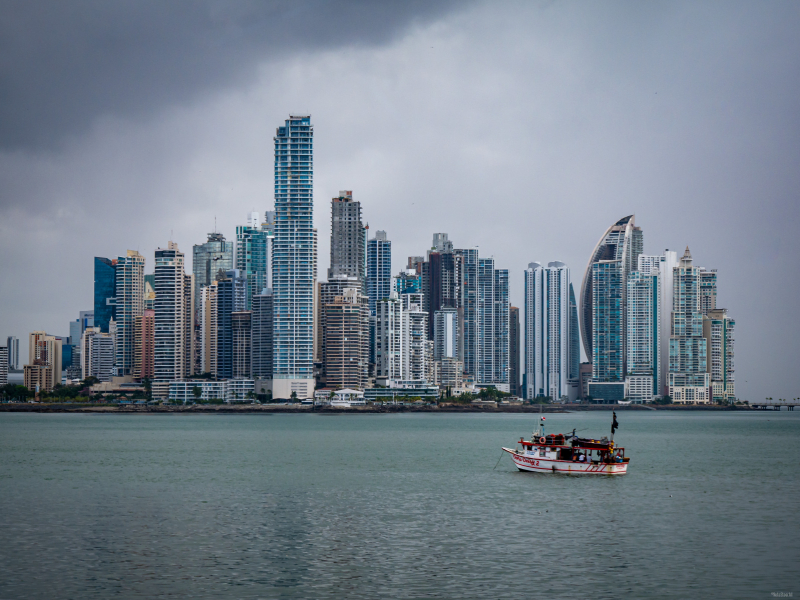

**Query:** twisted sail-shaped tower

left=579, top=215, right=643, bottom=366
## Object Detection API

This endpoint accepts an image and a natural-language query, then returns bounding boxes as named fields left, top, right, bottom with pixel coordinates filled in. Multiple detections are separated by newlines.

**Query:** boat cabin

left=517, top=435, right=629, bottom=465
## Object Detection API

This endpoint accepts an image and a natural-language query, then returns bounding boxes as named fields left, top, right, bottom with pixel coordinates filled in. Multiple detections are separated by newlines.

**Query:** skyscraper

left=367, top=230, right=392, bottom=316
left=588, top=260, right=625, bottom=402
left=0, top=346, right=7, bottom=385
left=704, top=308, right=735, bottom=402
left=638, top=250, right=679, bottom=396
left=699, top=269, right=717, bottom=315
left=236, top=218, right=272, bottom=311
left=134, top=309, right=155, bottom=380
left=476, top=257, right=509, bottom=389
left=375, top=292, right=431, bottom=383
left=328, top=191, right=366, bottom=284
left=626, top=270, right=661, bottom=401
left=114, top=250, right=145, bottom=376
left=94, top=257, right=117, bottom=333
left=509, top=306, right=520, bottom=397
left=524, top=262, right=575, bottom=401
left=324, top=288, right=369, bottom=390
left=216, top=269, right=246, bottom=380
left=154, top=242, right=194, bottom=382
left=319, top=276, right=361, bottom=369
left=367, top=230, right=392, bottom=369
left=6, top=336, right=19, bottom=370
left=669, top=247, right=710, bottom=403
left=422, top=242, right=463, bottom=340
left=251, top=290, right=274, bottom=380
left=25, top=331, right=63, bottom=391
left=580, top=215, right=643, bottom=368
left=272, top=115, right=315, bottom=399
left=193, top=232, right=234, bottom=308
left=231, top=312, right=252, bottom=379
left=433, top=307, right=460, bottom=361
left=199, top=283, right=218, bottom=376
left=455, top=248, right=479, bottom=378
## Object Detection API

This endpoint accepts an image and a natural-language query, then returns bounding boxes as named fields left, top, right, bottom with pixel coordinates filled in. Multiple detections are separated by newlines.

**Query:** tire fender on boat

left=538, top=437, right=546, bottom=444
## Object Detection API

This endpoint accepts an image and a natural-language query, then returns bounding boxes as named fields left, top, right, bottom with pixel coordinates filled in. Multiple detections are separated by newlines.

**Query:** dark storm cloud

left=0, top=0, right=468, bottom=151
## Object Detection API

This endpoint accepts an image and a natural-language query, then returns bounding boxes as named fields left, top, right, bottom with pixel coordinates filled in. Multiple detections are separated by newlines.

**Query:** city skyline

left=1, top=2, right=799, bottom=398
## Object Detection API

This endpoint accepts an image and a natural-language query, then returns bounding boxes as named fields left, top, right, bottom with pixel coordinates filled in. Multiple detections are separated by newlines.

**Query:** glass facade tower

left=114, top=250, right=146, bottom=376
left=272, top=116, right=315, bottom=399
left=193, top=233, right=234, bottom=309
left=235, top=223, right=271, bottom=311
left=591, top=260, right=623, bottom=382
left=94, top=257, right=117, bottom=333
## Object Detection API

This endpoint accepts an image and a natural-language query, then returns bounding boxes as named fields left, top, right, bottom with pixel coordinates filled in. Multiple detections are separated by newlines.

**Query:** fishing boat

left=501, top=413, right=630, bottom=475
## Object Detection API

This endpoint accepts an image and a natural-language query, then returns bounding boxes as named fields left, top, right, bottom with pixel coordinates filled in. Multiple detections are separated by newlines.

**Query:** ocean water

left=0, top=411, right=797, bottom=599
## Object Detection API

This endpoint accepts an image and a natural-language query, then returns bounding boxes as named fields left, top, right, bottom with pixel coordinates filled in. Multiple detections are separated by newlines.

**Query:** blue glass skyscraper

left=366, top=231, right=392, bottom=317
left=235, top=223, right=270, bottom=311
left=272, top=116, right=315, bottom=399
left=94, top=257, right=116, bottom=333
left=367, top=230, right=392, bottom=367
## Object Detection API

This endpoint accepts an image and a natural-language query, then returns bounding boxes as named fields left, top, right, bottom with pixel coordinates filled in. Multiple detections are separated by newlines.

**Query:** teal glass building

left=94, top=257, right=116, bottom=333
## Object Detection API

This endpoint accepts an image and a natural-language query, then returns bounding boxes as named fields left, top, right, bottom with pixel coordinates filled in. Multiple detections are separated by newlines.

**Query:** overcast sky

left=1, top=1, right=798, bottom=399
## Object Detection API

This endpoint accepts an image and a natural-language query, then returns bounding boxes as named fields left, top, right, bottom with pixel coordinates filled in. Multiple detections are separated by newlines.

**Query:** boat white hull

left=502, top=448, right=629, bottom=476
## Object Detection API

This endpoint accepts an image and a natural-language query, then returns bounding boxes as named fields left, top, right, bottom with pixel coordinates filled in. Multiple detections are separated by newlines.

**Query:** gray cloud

left=0, top=0, right=468, bottom=150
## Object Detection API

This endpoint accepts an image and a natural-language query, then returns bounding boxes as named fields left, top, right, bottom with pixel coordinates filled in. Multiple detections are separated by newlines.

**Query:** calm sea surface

left=0, top=411, right=798, bottom=599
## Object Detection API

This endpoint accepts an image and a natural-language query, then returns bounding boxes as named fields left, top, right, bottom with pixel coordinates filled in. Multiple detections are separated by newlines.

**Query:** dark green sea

left=0, top=411, right=797, bottom=599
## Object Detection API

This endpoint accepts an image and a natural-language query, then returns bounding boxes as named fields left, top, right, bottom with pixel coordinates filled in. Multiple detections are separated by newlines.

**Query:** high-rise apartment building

left=456, top=248, right=479, bottom=378
left=580, top=215, right=643, bottom=369
left=324, top=288, right=369, bottom=390
left=6, top=336, right=19, bottom=370
left=433, top=307, right=461, bottom=361
left=26, top=331, right=63, bottom=390
left=396, top=268, right=421, bottom=295
left=193, top=232, right=234, bottom=308
left=699, top=269, right=717, bottom=315
left=509, top=306, right=521, bottom=397
left=231, top=312, right=252, bottom=379
left=236, top=218, right=272, bottom=311
left=133, top=309, right=155, bottom=380
left=704, top=308, right=735, bottom=402
left=588, top=260, right=624, bottom=402
left=367, top=230, right=392, bottom=369
left=422, top=244, right=463, bottom=340
left=669, top=247, right=710, bottom=403
left=0, top=346, right=7, bottom=385
left=216, top=269, right=246, bottom=379
left=251, top=290, right=274, bottom=380
left=524, top=262, right=576, bottom=401
left=144, top=274, right=156, bottom=310
left=199, top=283, right=218, bottom=376
left=626, top=270, right=661, bottom=402
left=114, top=250, right=145, bottom=376
left=476, top=258, right=509, bottom=389
left=638, top=251, right=678, bottom=396
left=94, top=257, right=117, bottom=333
left=154, top=242, right=194, bottom=382
left=319, top=276, right=361, bottom=368
left=367, top=230, right=392, bottom=316
left=328, top=191, right=366, bottom=284
left=272, top=115, right=315, bottom=399
left=375, top=292, right=431, bottom=383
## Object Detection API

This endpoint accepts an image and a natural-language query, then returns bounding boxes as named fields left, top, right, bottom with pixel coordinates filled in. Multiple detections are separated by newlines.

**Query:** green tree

left=290, top=391, right=298, bottom=403
left=142, top=377, right=152, bottom=401
left=192, top=386, right=202, bottom=404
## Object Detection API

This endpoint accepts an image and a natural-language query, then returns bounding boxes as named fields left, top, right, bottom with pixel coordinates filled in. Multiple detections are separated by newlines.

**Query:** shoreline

left=0, top=403, right=757, bottom=414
